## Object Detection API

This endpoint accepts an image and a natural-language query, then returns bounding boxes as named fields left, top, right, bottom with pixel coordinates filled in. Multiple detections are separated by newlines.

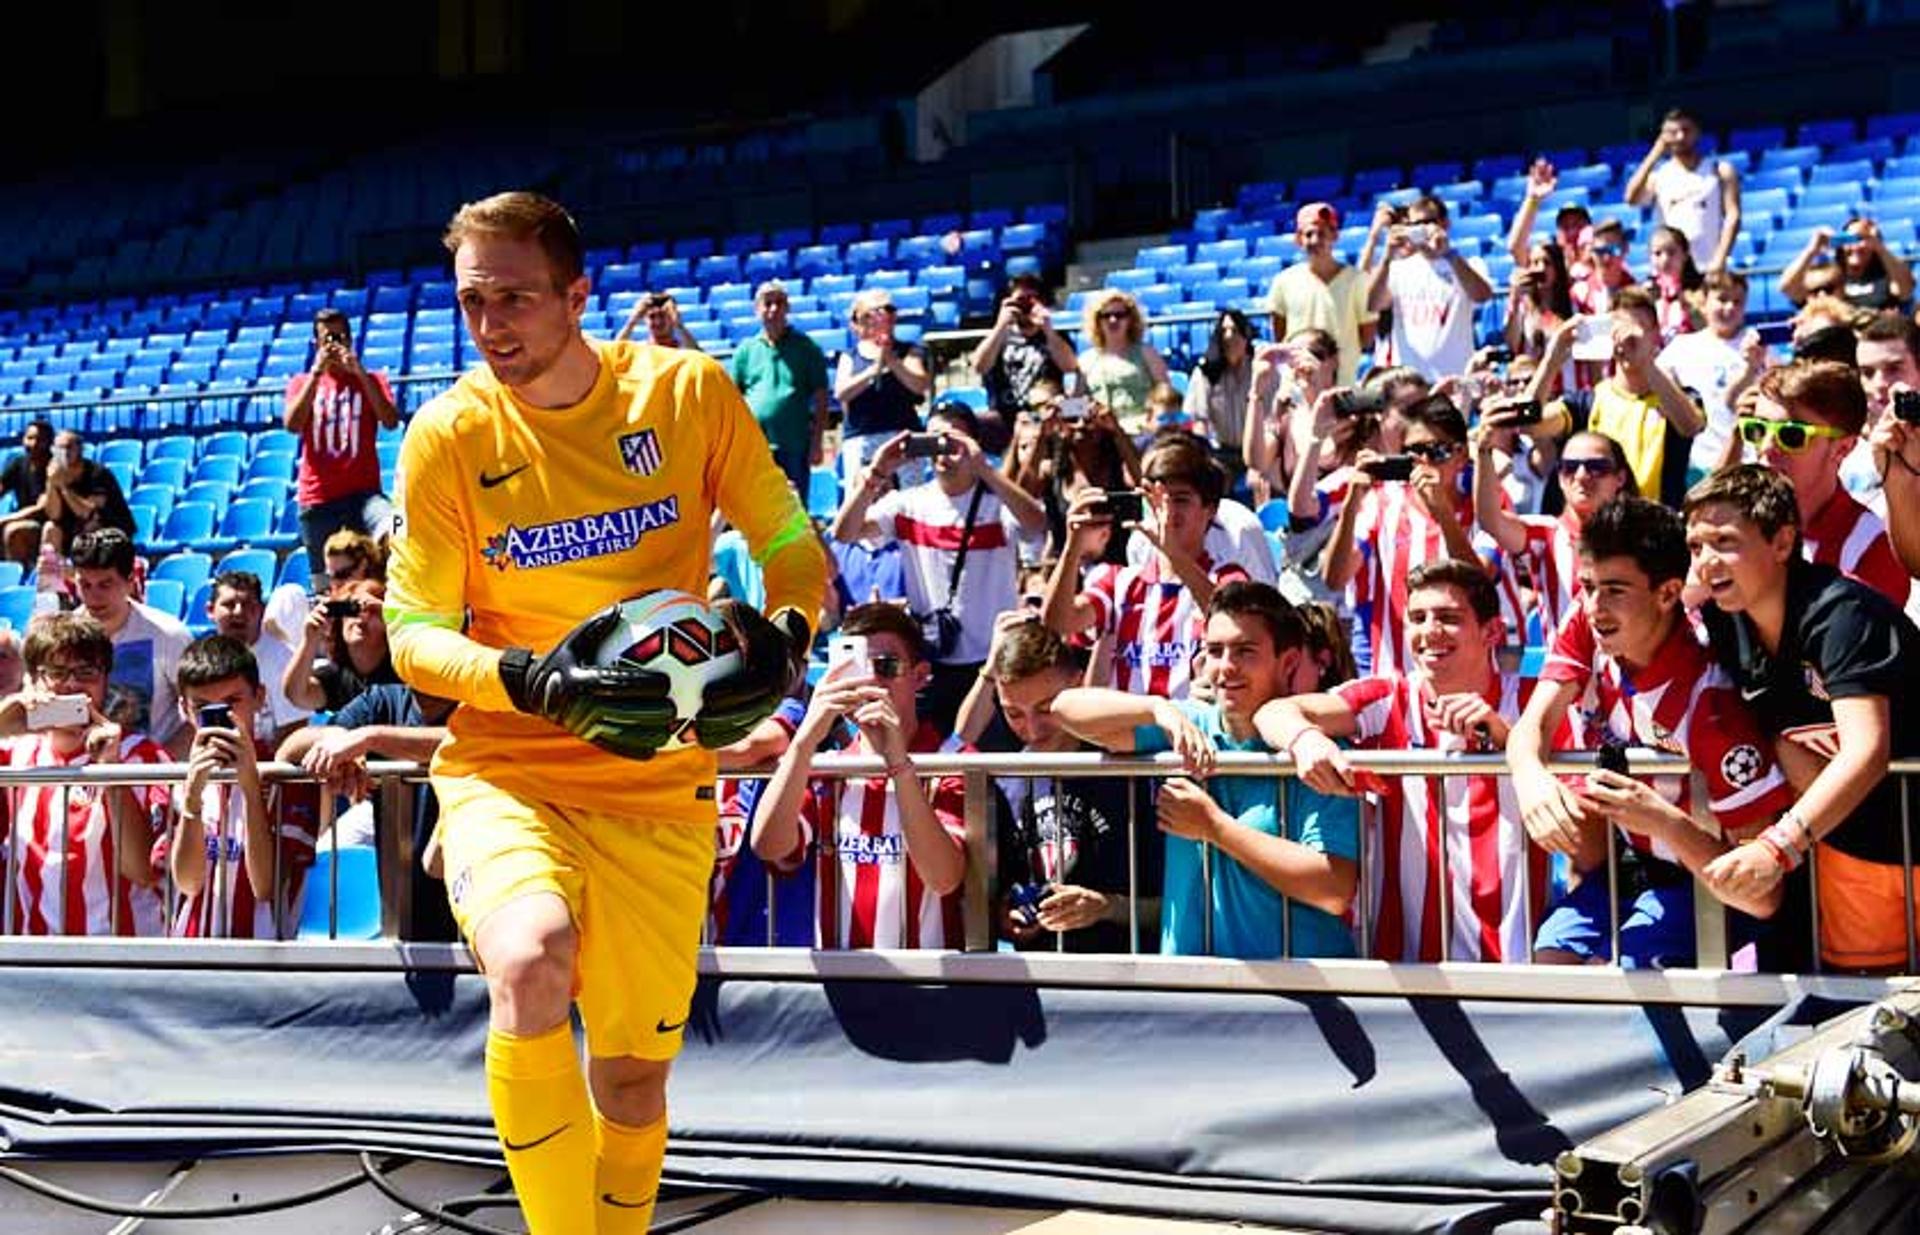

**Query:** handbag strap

left=944, top=482, right=988, bottom=602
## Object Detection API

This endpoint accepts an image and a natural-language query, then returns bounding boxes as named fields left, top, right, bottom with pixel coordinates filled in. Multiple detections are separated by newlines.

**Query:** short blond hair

left=442, top=191, right=584, bottom=290
left=1083, top=290, right=1144, bottom=346
left=847, top=289, right=895, bottom=328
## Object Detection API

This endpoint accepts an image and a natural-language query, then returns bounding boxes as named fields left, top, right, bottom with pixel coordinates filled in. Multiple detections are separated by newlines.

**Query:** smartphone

left=323, top=598, right=361, bottom=619
left=1362, top=455, right=1416, bottom=482
left=1485, top=345, right=1515, bottom=365
left=26, top=694, right=89, bottom=731
left=1407, top=223, right=1434, bottom=249
left=1057, top=395, right=1090, bottom=422
left=1595, top=737, right=1631, bottom=779
left=1896, top=389, right=1920, bottom=425
left=196, top=703, right=235, bottom=732
left=1503, top=400, right=1544, bottom=426
left=1098, top=490, right=1145, bottom=522
left=902, top=432, right=954, bottom=459
left=1571, top=315, right=1614, bottom=363
left=827, top=635, right=870, bottom=679
left=1333, top=387, right=1387, bottom=418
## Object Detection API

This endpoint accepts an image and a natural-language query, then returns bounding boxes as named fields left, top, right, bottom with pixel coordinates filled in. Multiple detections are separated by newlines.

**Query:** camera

left=1361, top=455, right=1416, bottom=483
left=1501, top=400, right=1544, bottom=426
left=1096, top=490, right=1145, bottom=522
left=1595, top=737, right=1631, bottom=778
left=902, top=433, right=956, bottom=460
left=1895, top=389, right=1920, bottom=425
left=324, top=598, right=361, bottom=619
left=1007, top=881, right=1055, bottom=929
left=1332, top=387, right=1386, bottom=418
left=196, top=703, right=235, bottom=732
left=1057, top=395, right=1091, bottom=422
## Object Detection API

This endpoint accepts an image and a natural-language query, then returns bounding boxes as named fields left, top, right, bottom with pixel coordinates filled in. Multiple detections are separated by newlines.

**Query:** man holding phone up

left=284, top=309, right=401, bottom=591
left=1365, top=195, right=1493, bottom=382
left=0, top=614, right=171, bottom=936
left=831, top=401, right=1046, bottom=731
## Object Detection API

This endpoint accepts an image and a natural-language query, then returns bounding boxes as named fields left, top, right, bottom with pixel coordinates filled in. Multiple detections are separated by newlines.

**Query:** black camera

left=1595, top=737, right=1631, bottom=778
left=1895, top=389, right=1920, bottom=425
left=1502, top=400, right=1544, bottom=426
left=324, top=598, right=361, bottom=619
left=1333, top=387, right=1387, bottom=418
left=1096, top=490, right=1145, bottom=522
left=1362, top=455, right=1416, bottom=482
left=196, top=703, right=234, bottom=732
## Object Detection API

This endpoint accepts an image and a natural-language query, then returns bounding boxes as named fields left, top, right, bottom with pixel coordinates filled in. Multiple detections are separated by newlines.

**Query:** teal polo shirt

left=1135, top=699, right=1359, bottom=959
left=728, top=328, right=829, bottom=463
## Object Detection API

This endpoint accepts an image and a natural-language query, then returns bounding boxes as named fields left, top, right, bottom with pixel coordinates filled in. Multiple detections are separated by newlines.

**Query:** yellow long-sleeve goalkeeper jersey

left=385, top=340, right=826, bottom=818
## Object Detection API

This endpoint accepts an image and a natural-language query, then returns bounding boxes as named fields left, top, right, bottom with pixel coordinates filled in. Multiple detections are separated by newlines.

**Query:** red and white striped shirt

left=1349, top=482, right=1525, bottom=677
left=1517, top=511, right=1585, bottom=641
left=787, top=722, right=969, bottom=950
left=1335, top=669, right=1553, bottom=964
left=0, top=733, right=171, bottom=937
left=1081, top=553, right=1249, bottom=698
left=1801, top=488, right=1911, bottom=609
left=170, top=760, right=320, bottom=940
left=1543, top=606, right=1792, bottom=860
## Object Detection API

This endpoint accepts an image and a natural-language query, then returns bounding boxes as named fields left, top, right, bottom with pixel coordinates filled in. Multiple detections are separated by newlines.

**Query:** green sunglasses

left=1736, top=416, right=1850, bottom=454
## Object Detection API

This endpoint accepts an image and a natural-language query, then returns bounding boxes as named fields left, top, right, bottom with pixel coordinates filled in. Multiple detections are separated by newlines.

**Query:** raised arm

left=1778, top=229, right=1832, bottom=306
left=1471, top=426, right=1530, bottom=555
left=1708, top=163, right=1742, bottom=274
left=1622, top=139, right=1665, bottom=208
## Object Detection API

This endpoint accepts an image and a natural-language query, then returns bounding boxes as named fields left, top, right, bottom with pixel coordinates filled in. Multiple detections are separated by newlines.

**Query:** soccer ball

left=593, top=590, right=742, bottom=752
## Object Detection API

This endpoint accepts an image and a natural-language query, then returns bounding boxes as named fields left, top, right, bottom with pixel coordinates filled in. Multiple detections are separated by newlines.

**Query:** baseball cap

left=1296, top=202, right=1341, bottom=232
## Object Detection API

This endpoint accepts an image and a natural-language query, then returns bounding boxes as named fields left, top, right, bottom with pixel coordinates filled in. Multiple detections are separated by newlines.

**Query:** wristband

left=883, top=760, right=914, bottom=779
left=1756, top=834, right=1797, bottom=873
left=1778, top=810, right=1814, bottom=849
left=1759, top=821, right=1807, bottom=871
left=498, top=647, right=535, bottom=712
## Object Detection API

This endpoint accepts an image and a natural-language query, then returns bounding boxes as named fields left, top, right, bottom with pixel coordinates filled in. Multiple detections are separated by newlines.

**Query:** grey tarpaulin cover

left=0, top=965, right=1789, bottom=1233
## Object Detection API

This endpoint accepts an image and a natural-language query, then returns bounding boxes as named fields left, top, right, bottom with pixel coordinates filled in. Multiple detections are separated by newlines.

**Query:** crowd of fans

left=3, top=106, right=1919, bottom=973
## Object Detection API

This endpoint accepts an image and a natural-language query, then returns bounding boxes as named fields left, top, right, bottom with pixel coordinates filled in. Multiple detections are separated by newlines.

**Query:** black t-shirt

left=1, top=454, right=45, bottom=514
left=983, top=328, right=1064, bottom=417
left=1843, top=274, right=1907, bottom=313
left=1699, top=558, right=1920, bottom=865
left=56, top=459, right=134, bottom=543
left=993, top=749, right=1161, bottom=953
left=313, top=654, right=403, bottom=714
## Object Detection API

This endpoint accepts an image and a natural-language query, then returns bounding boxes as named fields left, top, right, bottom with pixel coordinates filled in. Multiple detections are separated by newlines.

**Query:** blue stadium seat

left=647, top=258, right=690, bottom=287
left=190, top=456, right=242, bottom=488
left=203, top=498, right=273, bottom=553
left=97, top=439, right=142, bottom=470
left=794, top=246, right=840, bottom=278
left=1761, top=145, right=1822, bottom=170
left=152, top=502, right=215, bottom=555
left=0, top=587, right=35, bottom=632
left=893, top=236, right=944, bottom=268
left=1745, top=166, right=1806, bottom=195
left=276, top=550, right=309, bottom=591
left=298, top=846, right=383, bottom=940
left=0, top=562, right=25, bottom=591
left=129, top=504, right=156, bottom=549
left=1832, top=138, right=1896, bottom=166
left=215, top=547, right=277, bottom=585
left=1106, top=268, right=1155, bottom=292
left=128, top=483, right=175, bottom=523
left=151, top=550, right=213, bottom=595
left=142, top=578, right=186, bottom=619
left=1728, top=125, right=1788, bottom=152
left=844, top=240, right=891, bottom=273
left=1809, top=159, right=1874, bottom=187
left=200, top=430, right=249, bottom=461
left=1796, top=118, right=1857, bottom=147
left=138, top=457, right=189, bottom=492
left=1136, top=244, right=1187, bottom=271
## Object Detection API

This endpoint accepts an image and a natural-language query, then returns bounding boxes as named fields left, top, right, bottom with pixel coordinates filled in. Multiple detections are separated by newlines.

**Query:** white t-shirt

left=1658, top=329, right=1745, bottom=473
left=1125, top=497, right=1276, bottom=584
left=868, top=481, right=1021, bottom=664
left=1385, top=254, right=1485, bottom=381
left=107, top=601, right=193, bottom=746
left=250, top=633, right=312, bottom=737
left=1650, top=157, right=1726, bottom=258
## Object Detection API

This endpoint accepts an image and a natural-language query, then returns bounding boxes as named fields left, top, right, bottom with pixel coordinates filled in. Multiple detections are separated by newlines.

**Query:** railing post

left=1606, top=826, right=1622, bottom=968
left=962, top=770, right=993, bottom=952
left=1808, top=841, right=1823, bottom=975
left=1902, top=774, right=1916, bottom=976
left=377, top=771, right=413, bottom=941
left=1435, top=774, right=1452, bottom=963
left=1126, top=781, right=1140, bottom=955
left=1277, top=773, right=1291, bottom=960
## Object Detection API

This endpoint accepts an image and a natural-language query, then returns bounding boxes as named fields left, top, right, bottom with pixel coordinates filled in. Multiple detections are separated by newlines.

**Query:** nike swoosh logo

left=479, top=463, right=532, bottom=489
left=502, top=1122, right=570, bottom=1152
left=602, top=1192, right=655, bottom=1209
left=656, top=1015, right=688, bottom=1034
left=1740, top=685, right=1765, bottom=700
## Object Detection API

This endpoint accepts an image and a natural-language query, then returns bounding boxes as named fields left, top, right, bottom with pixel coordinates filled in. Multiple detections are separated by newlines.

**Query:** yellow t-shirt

left=386, top=340, right=825, bottom=819
left=1550, top=379, right=1691, bottom=506
left=1266, top=262, right=1375, bottom=385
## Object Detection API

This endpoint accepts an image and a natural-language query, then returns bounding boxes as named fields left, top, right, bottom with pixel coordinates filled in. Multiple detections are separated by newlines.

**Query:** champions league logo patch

left=481, top=496, right=680, bottom=571
left=619, top=429, right=663, bottom=477
left=1721, top=743, right=1764, bottom=788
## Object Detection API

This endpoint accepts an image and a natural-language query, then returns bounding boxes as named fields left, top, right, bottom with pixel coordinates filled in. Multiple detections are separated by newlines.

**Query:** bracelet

left=1759, top=821, right=1807, bottom=871
left=883, top=760, right=913, bottom=779
left=1756, top=834, right=1798, bottom=872
left=1778, top=810, right=1814, bottom=849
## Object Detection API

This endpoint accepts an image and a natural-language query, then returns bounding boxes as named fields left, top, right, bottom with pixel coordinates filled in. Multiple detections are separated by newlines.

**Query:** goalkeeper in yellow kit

left=385, top=191, right=826, bottom=1233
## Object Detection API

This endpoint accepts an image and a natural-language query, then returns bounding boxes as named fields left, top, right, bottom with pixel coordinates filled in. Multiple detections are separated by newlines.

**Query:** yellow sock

left=594, top=1110, right=667, bottom=1234
left=486, top=1024, right=596, bottom=1235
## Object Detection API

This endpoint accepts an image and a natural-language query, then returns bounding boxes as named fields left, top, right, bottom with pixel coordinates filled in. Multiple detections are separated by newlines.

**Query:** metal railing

left=4, top=749, right=1906, bottom=986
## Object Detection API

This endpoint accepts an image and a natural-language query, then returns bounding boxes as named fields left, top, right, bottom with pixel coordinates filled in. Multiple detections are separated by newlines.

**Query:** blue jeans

left=300, top=490, right=392, bottom=582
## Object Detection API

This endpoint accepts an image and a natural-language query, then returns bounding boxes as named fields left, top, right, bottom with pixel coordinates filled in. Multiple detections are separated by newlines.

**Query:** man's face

left=996, top=666, right=1077, bottom=750
left=928, top=415, right=973, bottom=477
left=340, top=597, right=387, bottom=653
left=1663, top=117, right=1698, bottom=156
left=31, top=651, right=107, bottom=713
left=1592, top=231, right=1628, bottom=275
left=1404, top=584, right=1495, bottom=681
left=454, top=233, right=588, bottom=392
left=1856, top=338, right=1920, bottom=417
left=1611, top=306, right=1658, bottom=366
left=865, top=631, right=926, bottom=724
left=53, top=432, right=82, bottom=466
left=1558, top=436, right=1627, bottom=516
left=21, top=423, right=47, bottom=459
left=756, top=292, right=789, bottom=336
left=1147, top=478, right=1213, bottom=556
left=1402, top=421, right=1467, bottom=489
left=209, top=585, right=263, bottom=644
left=1839, top=222, right=1874, bottom=277
left=1576, top=554, right=1678, bottom=661
left=643, top=297, right=676, bottom=343
left=1749, top=393, right=1850, bottom=497
left=1296, top=218, right=1334, bottom=254
left=313, top=319, right=351, bottom=349
left=1556, top=212, right=1590, bottom=256
left=1704, top=288, right=1746, bottom=336
left=73, top=566, right=132, bottom=623
left=182, top=675, right=265, bottom=739
left=1685, top=502, right=1795, bottom=614
left=1201, top=610, right=1293, bottom=719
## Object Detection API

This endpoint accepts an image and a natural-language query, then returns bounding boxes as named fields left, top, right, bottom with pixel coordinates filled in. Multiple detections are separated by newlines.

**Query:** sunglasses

left=1557, top=456, right=1619, bottom=478
left=1403, top=441, right=1459, bottom=464
left=871, top=653, right=904, bottom=680
left=1736, top=416, right=1850, bottom=454
left=1098, top=309, right=1132, bottom=322
left=1591, top=243, right=1624, bottom=258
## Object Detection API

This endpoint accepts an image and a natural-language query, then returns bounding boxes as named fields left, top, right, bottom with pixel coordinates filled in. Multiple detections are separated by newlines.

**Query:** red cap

left=1296, top=202, right=1341, bottom=232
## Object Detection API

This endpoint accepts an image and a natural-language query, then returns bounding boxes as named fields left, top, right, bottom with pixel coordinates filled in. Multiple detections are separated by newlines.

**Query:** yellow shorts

left=433, top=773, right=714, bottom=1061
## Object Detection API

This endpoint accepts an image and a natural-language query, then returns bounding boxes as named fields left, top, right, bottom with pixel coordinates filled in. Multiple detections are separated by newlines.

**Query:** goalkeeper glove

left=499, top=604, right=677, bottom=761
left=695, top=602, right=809, bottom=750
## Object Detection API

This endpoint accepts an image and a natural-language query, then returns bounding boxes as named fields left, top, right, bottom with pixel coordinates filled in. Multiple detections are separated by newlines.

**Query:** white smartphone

left=1057, top=395, right=1090, bottom=422
left=827, top=635, right=870, bottom=678
left=1571, top=315, right=1614, bottom=362
left=26, top=694, right=90, bottom=731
